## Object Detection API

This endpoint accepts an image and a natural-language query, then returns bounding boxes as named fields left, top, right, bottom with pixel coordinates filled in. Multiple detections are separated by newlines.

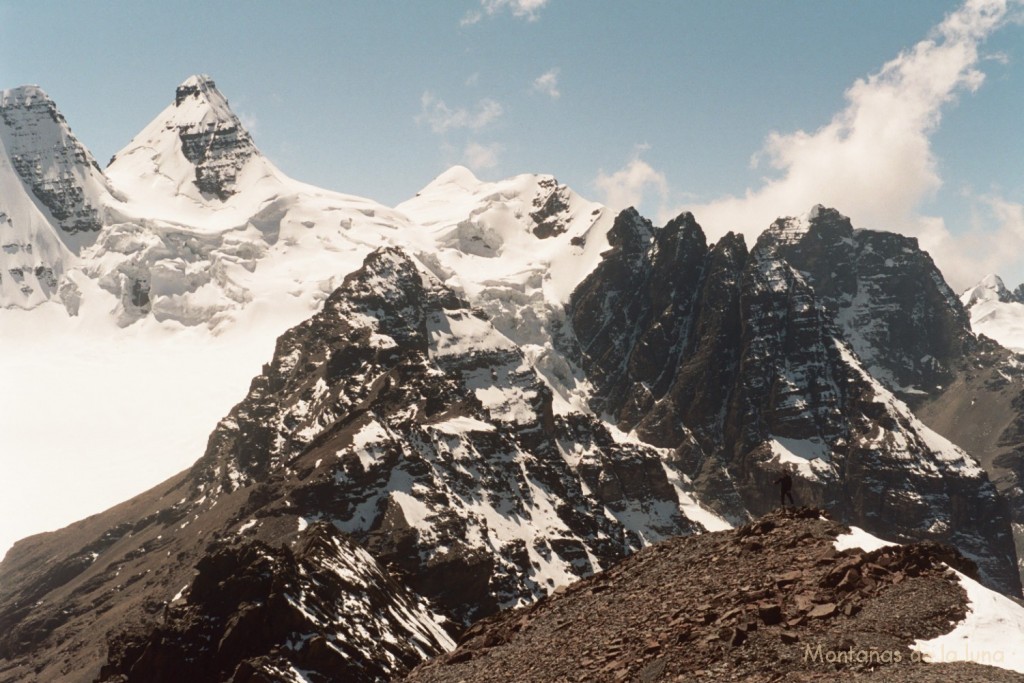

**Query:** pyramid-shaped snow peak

left=961, top=273, right=1018, bottom=308
left=0, top=84, right=111, bottom=245
left=107, top=74, right=272, bottom=213
left=0, top=84, right=116, bottom=308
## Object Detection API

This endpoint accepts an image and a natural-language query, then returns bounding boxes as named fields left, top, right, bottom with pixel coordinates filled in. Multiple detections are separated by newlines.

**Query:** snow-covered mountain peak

left=416, top=164, right=482, bottom=194
left=0, top=82, right=115, bottom=307
left=981, top=272, right=1009, bottom=290
left=960, top=273, right=1024, bottom=351
left=398, top=168, right=613, bottom=329
left=106, top=73, right=271, bottom=218
left=401, top=168, right=603, bottom=241
left=0, top=81, right=110, bottom=243
left=962, top=273, right=1015, bottom=307
left=175, top=73, right=217, bottom=98
left=170, top=73, right=244, bottom=131
left=1, top=84, right=50, bottom=107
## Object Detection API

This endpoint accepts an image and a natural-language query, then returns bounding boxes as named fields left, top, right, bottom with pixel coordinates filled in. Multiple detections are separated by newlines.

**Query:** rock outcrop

left=167, top=75, right=258, bottom=200
left=184, top=246, right=704, bottom=623
left=96, top=522, right=454, bottom=683
left=405, top=508, right=1023, bottom=683
left=0, top=85, right=112, bottom=307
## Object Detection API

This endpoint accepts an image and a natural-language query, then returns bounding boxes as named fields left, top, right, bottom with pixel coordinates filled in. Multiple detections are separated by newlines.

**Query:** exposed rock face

left=95, top=522, right=454, bottom=683
left=759, top=217, right=1024, bottom=591
left=763, top=207, right=971, bottom=399
left=529, top=176, right=574, bottom=239
left=187, top=246, right=702, bottom=623
left=405, top=508, right=1022, bottom=683
left=569, top=207, right=1022, bottom=596
left=0, top=86, right=106, bottom=237
left=0, top=85, right=111, bottom=307
left=0, top=246, right=708, bottom=682
left=914, top=340, right=1024, bottom=585
left=169, top=75, right=258, bottom=200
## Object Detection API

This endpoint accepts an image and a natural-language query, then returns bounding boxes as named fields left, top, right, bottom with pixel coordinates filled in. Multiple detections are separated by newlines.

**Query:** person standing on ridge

left=774, top=469, right=795, bottom=507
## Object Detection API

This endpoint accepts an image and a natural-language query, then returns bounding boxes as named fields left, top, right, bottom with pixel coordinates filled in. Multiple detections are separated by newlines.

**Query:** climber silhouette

left=774, top=470, right=795, bottom=507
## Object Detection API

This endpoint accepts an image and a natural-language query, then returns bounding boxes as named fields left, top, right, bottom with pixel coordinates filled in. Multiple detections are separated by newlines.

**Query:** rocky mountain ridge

left=405, top=508, right=1024, bottom=683
left=4, top=74, right=1024, bottom=682
left=569, top=206, right=1020, bottom=595
left=0, top=245, right=716, bottom=682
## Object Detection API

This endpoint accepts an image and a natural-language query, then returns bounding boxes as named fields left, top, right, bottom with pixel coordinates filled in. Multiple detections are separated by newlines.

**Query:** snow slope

left=914, top=568, right=1024, bottom=672
left=838, top=524, right=1024, bottom=675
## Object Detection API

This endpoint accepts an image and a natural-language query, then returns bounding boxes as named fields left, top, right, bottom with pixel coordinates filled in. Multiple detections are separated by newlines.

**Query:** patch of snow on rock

left=914, top=568, right=1024, bottom=673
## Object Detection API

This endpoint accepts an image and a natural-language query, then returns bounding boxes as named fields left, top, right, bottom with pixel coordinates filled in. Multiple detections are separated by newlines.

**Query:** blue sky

left=2, top=0, right=1022, bottom=288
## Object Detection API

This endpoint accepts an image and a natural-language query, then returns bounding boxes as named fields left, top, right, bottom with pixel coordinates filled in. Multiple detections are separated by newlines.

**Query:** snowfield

left=836, top=525, right=1024, bottom=675
left=914, top=569, right=1024, bottom=673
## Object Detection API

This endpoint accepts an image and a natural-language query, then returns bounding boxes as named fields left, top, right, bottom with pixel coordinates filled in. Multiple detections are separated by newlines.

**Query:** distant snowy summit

left=105, top=72, right=292, bottom=225
left=0, top=74, right=608, bottom=331
left=0, top=84, right=114, bottom=306
left=961, top=274, right=1024, bottom=351
left=962, top=273, right=1024, bottom=307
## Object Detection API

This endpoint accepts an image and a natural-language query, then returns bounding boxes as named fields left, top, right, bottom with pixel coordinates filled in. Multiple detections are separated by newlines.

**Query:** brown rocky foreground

left=404, top=507, right=1024, bottom=682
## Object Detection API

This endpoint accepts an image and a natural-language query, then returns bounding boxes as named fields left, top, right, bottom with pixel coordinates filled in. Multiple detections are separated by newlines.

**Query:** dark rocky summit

left=529, top=176, right=574, bottom=239
left=568, top=207, right=1021, bottom=596
left=763, top=207, right=970, bottom=398
left=169, top=75, right=258, bottom=200
left=405, top=508, right=1022, bottom=683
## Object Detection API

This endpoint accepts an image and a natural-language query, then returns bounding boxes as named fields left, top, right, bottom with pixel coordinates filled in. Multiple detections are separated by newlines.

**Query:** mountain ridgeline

left=3, top=76, right=1024, bottom=681
left=568, top=207, right=1017, bottom=593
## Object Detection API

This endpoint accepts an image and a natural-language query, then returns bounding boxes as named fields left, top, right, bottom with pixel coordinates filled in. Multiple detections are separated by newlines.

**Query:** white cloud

left=237, top=111, right=259, bottom=133
left=417, top=92, right=503, bottom=134
left=948, top=194, right=1024, bottom=286
left=464, top=141, right=502, bottom=170
left=461, top=0, right=550, bottom=25
left=594, top=150, right=668, bottom=215
left=668, top=0, right=1017, bottom=289
left=532, top=68, right=560, bottom=99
